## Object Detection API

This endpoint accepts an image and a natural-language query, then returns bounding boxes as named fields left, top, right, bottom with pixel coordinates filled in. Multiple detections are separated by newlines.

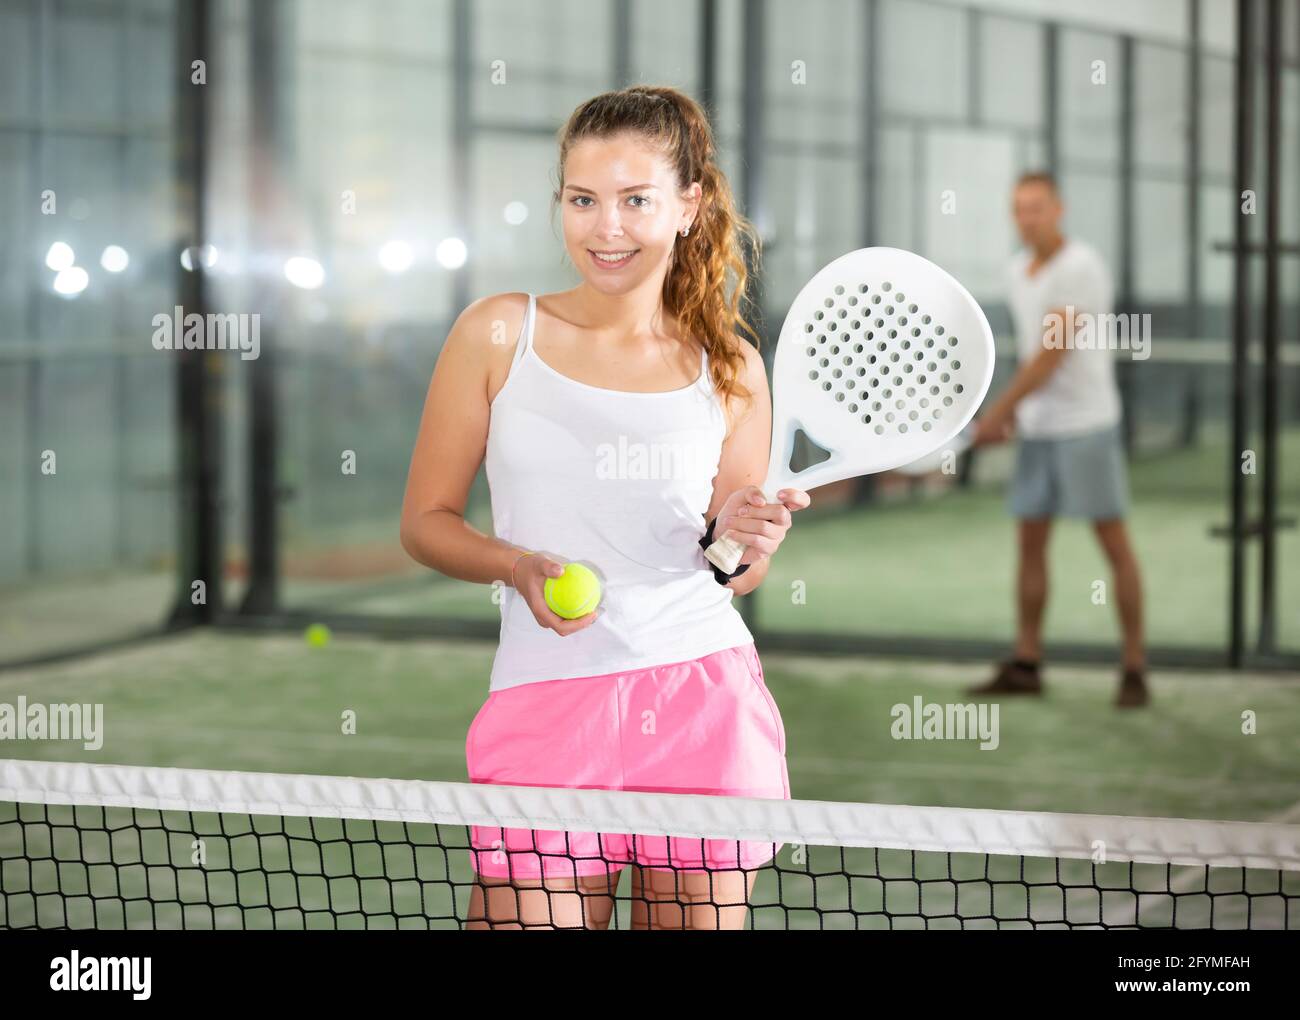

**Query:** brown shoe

left=1116, top=668, right=1149, bottom=708
left=968, top=659, right=1043, bottom=697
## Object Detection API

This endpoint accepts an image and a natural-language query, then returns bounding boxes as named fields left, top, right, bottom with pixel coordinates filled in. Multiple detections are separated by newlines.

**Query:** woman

left=400, top=86, right=809, bottom=929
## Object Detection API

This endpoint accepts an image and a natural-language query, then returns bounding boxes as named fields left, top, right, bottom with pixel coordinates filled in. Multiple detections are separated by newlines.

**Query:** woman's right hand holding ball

left=511, top=551, right=602, bottom=637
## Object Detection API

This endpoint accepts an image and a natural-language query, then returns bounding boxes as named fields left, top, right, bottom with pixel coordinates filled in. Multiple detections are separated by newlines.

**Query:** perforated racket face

left=767, top=247, right=995, bottom=489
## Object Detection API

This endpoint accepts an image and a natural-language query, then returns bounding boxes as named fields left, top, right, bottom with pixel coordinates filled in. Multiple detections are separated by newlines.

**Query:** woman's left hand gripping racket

left=704, top=247, right=996, bottom=574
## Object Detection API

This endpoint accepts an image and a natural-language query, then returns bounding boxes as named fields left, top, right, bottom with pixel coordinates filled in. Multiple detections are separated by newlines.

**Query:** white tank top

left=484, top=293, right=754, bottom=691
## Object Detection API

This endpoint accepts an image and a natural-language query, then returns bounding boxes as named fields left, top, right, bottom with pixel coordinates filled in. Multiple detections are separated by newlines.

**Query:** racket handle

left=703, top=532, right=746, bottom=575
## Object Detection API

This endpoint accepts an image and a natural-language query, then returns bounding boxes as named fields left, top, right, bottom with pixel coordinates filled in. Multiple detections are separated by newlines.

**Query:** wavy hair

left=553, top=85, right=762, bottom=414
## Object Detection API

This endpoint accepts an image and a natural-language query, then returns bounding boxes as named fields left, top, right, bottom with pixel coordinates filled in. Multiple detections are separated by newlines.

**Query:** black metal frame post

left=1257, top=0, right=1281, bottom=653
left=240, top=0, right=292, bottom=616
left=1228, top=0, right=1255, bottom=667
left=851, top=0, right=882, bottom=507
left=170, top=0, right=221, bottom=626
left=736, top=0, right=766, bottom=632
left=22, top=3, right=52, bottom=578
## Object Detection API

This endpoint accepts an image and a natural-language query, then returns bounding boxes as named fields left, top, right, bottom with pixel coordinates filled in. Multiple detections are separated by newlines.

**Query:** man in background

left=969, top=172, right=1148, bottom=708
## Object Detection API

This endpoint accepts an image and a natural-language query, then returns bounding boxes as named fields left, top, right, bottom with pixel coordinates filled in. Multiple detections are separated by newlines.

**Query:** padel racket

left=704, top=247, right=995, bottom=573
left=893, top=422, right=976, bottom=477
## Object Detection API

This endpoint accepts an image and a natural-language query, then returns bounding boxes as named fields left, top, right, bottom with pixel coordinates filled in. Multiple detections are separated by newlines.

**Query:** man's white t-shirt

left=1007, top=239, right=1121, bottom=439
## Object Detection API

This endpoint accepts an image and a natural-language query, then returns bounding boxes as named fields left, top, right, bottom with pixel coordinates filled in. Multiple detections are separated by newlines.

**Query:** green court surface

left=2, top=629, right=1296, bottom=822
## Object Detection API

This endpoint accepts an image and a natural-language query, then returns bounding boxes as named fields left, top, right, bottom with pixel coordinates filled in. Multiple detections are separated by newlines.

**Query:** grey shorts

left=1009, top=423, right=1129, bottom=521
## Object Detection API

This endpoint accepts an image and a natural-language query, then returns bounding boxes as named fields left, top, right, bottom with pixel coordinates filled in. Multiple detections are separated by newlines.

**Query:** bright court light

left=435, top=237, right=468, bottom=270
left=100, top=245, right=130, bottom=273
left=45, top=242, right=75, bottom=271
left=503, top=201, right=528, bottom=225
left=284, top=255, right=325, bottom=289
left=180, top=244, right=219, bottom=271
left=378, top=240, right=414, bottom=274
left=53, top=266, right=89, bottom=297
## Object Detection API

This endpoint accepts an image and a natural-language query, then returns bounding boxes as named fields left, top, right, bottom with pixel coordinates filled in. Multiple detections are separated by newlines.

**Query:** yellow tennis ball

left=544, top=563, right=602, bottom=620
left=305, top=623, right=332, bottom=647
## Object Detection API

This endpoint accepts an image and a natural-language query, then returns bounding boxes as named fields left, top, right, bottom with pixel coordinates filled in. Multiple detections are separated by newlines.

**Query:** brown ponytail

left=553, top=85, right=762, bottom=415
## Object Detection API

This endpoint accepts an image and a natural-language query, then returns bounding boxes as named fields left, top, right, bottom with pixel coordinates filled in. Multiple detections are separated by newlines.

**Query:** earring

left=680, top=226, right=691, bottom=237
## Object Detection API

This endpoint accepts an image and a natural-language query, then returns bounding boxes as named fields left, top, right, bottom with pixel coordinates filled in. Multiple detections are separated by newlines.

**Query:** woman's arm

left=399, top=294, right=526, bottom=587
left=706, top=342, right=776, bottom=596
left=724, top=547, right=771, bottom=596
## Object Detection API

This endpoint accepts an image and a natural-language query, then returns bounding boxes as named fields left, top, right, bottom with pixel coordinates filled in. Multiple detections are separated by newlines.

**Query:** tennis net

left=2, top=758, right=1297, bottom=930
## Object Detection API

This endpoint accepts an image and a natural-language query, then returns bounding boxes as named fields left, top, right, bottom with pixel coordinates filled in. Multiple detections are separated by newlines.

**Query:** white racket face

left=766, top=247, right=995, bottom=492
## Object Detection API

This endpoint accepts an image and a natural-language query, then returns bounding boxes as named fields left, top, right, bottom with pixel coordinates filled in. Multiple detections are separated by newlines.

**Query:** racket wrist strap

left=700, top=517, right=751, bottom=584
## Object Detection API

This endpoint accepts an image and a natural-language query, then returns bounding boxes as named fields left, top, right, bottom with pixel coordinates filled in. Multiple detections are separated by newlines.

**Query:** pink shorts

left=465, top=642, right=789, bottom=879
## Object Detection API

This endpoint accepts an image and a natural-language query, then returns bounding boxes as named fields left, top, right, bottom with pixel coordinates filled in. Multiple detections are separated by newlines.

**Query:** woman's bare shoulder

left=453, top=291, right=531, bottom=348
left=430, top=292, right=532, bottom=406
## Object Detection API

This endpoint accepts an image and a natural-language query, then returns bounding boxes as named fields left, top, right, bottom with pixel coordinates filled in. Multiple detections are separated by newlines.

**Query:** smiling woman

left=552, top=88, right=763, bottom=406
left=399, top=85, right=813, bottom=929
left=563, top=183, right=653, bottom=266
